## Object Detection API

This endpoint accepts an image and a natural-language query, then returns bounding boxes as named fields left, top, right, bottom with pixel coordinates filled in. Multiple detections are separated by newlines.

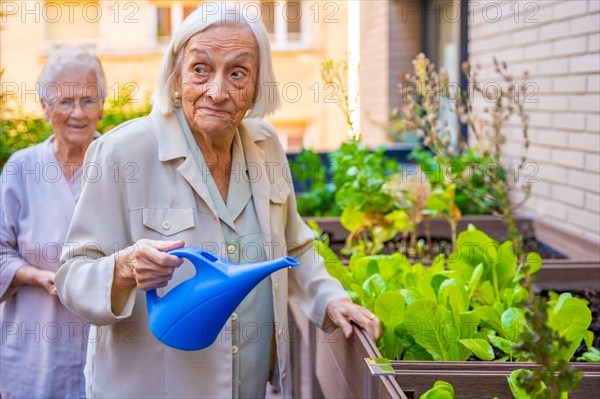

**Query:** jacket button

left=277, top=329, right=282, bottom=336
left=282, top=372, right=286, bottom=380
left=227, top=244, right=236, bottom=254
left=274, top=282, right=279, bottom=293
left=162, top=220, right=171, bottom=230
left=231, top=312, right=238, bottom=321
left=232, top=345, right=239, bottom=354
left=279, top=191, right=285, bottom=200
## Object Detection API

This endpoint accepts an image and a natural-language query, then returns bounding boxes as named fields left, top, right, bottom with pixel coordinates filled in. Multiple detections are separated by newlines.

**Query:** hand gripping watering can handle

left=146, top=247, right=223, bottom=309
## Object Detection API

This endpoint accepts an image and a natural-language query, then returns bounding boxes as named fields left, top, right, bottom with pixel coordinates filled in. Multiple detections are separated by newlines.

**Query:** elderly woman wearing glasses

left=55, top=4, right=381, bottom=399
left=0, top=48, right=105, bottom=398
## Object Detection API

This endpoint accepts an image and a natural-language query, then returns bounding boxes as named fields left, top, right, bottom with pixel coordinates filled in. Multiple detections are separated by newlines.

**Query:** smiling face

left=178, top=23, right=259, bottom=141
left=42, top=68, right=103, bottom=148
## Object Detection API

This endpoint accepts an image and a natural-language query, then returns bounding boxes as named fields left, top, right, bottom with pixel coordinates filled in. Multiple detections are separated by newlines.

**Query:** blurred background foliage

left=0, top=84, right=151, bottom=168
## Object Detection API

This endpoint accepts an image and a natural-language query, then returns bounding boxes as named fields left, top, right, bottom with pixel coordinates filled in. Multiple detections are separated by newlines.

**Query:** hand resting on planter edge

left=326, top=297, right=383, bottom=340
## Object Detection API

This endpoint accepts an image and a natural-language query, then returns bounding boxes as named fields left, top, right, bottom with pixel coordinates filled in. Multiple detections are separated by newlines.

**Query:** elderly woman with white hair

left=55, top=4, right=381, bottom=398
left=0, top=48, right=106, bottom=398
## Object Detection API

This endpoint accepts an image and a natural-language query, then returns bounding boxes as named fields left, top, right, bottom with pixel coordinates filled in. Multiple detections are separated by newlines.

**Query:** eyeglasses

left=51, top=97, right=102, bottom=113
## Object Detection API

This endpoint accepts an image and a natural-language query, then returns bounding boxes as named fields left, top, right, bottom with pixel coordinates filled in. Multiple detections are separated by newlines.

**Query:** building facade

left=468, top=0, right=600, bottom=244
left=357, top=0, right=599, bottom=245
left=0, top=0, right=350, bottom=151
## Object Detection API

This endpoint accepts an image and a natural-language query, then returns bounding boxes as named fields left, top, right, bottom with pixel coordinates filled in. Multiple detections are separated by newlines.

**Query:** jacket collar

left=149, top=108, right=270, bottom=162
left=149, top=109, right=274, bottom=251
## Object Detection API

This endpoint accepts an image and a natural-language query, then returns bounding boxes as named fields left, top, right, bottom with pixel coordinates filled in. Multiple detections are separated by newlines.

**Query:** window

left=260, top=1, right=311, bottom=50
left=156, top=6, right=172, bottom=45
left=274, top=123, right=307, bottom=152
left=151, top=1, right=200, bottom=48
left=422, top=0, right=469, bottom=143
left=43, top=0, right=100, bottom=52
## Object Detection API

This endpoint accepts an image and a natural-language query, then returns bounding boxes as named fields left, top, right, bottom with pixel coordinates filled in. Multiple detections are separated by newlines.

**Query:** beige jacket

left=55, top=109, right=347, bottom=398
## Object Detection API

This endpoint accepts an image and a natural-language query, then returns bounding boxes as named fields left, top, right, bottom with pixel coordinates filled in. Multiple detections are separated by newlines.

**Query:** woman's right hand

left=11, top=265, right=58, bottom=298
left=113, top=239, right=185, bottom=294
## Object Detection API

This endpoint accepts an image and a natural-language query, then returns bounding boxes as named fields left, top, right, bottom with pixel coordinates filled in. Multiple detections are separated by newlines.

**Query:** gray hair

left=37, top=47, right=107, bottom=102
left=153, top=2, right=281, bottom=118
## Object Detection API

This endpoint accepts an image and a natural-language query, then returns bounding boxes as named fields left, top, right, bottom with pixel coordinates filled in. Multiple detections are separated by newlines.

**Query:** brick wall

left=360, top=0, right=391, bottom=145
left=359, top=0, right=421, bottom=146
left=468, top=0, right=600, bottom=243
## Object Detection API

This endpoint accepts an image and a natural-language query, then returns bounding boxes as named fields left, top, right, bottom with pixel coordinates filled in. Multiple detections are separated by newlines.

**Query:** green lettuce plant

left=418, top=380, right=455, bottom=399
left=317, top=225, right=595, bottom=365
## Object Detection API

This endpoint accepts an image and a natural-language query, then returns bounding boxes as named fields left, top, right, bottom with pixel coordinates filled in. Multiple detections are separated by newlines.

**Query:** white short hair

left=153, top=2, right=281, bottom=118
left=37, top=47, right=106, bottom=102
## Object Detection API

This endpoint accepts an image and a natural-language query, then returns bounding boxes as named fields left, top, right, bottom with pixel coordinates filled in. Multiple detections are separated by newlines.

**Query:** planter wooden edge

left=532, top=217, right=600, bottom=261
left=535, top=261, right=600, bottom=291
left=392, top=361, right=600, bottom=399
left=313, top=325, right=407, bottom=399
left=290, top=301, right=600, bottom=399
left=302, top=215, right=536, bottom=245
left=289, top=300, right=406, bottom=399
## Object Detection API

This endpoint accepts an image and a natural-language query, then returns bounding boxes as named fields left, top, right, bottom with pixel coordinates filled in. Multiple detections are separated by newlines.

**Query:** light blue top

left=177, top=110, right=274, bottom=398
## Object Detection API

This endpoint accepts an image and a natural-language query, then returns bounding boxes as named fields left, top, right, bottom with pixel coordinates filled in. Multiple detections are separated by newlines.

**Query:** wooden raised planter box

left=302, top=214, right=537, bottom=244
left=392, top=360, right=600, bottom=399
left=288, top=302, right=407, bottom=399
left=292, top=298, right=600, bottom=399
left=291, top=217, right=600, bottom=398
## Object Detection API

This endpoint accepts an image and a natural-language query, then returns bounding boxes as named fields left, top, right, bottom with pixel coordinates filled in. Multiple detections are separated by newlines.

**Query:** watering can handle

left=146, top=247, right=224, bottom=305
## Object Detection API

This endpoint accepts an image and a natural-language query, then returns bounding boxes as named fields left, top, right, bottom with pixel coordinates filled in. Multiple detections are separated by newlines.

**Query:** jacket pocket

left=142, top=208, right=195, bottom=237
left=270, top=178, right=291, bottom=204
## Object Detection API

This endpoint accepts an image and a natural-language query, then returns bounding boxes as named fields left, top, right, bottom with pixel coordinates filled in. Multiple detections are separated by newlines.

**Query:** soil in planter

left=328, top=236, right=568, bottom=264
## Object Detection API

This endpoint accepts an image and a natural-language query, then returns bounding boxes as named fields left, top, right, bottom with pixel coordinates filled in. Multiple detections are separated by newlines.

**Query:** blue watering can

left=146, top=247, right=299, bottom=351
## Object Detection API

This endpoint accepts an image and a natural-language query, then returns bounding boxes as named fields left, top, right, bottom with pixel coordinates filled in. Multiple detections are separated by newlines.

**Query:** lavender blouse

left=1, top=135, right=90, bottom=398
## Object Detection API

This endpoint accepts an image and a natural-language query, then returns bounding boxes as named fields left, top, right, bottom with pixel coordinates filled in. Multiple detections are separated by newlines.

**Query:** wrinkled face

left=178, top=23, right=258, bottom=139
left=42, top=68, right=103, bottom=146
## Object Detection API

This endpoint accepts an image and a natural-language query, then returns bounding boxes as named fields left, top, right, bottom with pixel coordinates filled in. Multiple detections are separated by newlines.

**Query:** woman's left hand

left=326, top=297, right=383, bottom=341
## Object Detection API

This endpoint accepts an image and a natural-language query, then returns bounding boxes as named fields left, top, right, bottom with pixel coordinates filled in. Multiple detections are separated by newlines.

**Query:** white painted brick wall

left=553, top=37, right=588, bottom=56
left=568, top=133, right=600, bottom=151
left=551, top=185, right=586, bottom=207
left=587, top=113, right=600, bottom=131
left=569, top=169, right=600, bottom=193
left=570, top=94, right=600, bottom=112
left=588, top=32, right=600, bottom=52
left=586, top=192, right=600, bottom=213
left=568, top=207, right=600, bottom=233
left=538, top=163, right=569, bottom=183
left=533, top=129, right=569, bottom=147
left=551, top=148, right=585, bottom=169
left=586, top=153, right=600, bottom=172
left=588, top=74, right=600, bottom=93
left=554, top=113, right=587, bottom=130
left=569, top=14, right=600, bottom=36
left=531, top=180, right=552, bottom=196
left=552, top=75, right=586, bottom=93
left=470, top=0, right=600, bottom=241
left=537, top=197, right=568, bottom=220
left=538, top=58, right=569, bottom=75
left=570, top=53, right=600, bottom=74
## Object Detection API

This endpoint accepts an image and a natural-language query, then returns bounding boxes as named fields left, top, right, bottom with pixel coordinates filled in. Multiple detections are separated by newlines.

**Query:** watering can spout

left=228, top=256, right=299, bottom=280
left=145, top=247, right=299, bottom=351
